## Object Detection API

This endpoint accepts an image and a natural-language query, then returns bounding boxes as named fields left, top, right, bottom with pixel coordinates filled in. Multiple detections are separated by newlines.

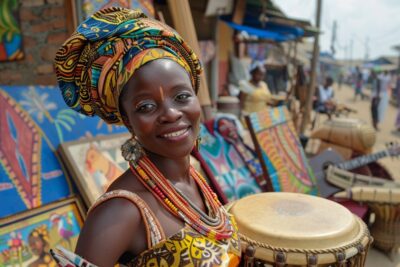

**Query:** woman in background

left=238, top=62, right=271, bottom=116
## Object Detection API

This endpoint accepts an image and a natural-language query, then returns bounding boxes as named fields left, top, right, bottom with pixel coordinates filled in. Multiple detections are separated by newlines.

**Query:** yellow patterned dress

left=51, top=190, right=241, bottom=267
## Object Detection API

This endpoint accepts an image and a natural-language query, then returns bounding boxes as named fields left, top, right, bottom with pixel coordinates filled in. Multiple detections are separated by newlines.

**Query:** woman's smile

left=159, top=126, right=191, bottom=141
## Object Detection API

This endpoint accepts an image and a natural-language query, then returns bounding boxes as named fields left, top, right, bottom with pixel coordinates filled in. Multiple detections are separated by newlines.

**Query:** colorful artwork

left=246, top=106, right=318, bottom=195
left=214, top=117, right=266, bottom=190
left=0, top=0, right=24, bottom=61
left=197, top=122, right=261, bottom=202
left=58, top=133, right=130, bottom=206
left=83, top=0, right=154, bottom=19
left=0, top=86, right=127, bottom=218
left=0, top=198, right=84, bottom=267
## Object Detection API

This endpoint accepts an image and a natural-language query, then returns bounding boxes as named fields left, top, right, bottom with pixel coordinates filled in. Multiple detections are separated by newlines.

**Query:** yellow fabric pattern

left=129, top=219, right=241, bottom=267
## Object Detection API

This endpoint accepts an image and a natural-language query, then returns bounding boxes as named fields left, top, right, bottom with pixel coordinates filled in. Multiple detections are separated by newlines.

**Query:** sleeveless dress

left=51, top=190, right=241, bottom=267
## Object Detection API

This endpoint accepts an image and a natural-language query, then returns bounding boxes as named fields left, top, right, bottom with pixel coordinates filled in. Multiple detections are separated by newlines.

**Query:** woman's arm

left=75, top=198, right=142, bottom=267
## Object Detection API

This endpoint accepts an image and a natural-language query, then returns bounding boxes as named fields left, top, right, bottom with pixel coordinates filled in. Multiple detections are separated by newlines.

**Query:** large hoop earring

left=121, top=136, right=145, bottom=164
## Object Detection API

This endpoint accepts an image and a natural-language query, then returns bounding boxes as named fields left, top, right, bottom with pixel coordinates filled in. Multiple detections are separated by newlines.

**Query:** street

left=333, top=83, right=400, bottom=266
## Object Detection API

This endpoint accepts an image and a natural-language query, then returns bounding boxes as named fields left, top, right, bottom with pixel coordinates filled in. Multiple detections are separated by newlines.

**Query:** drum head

left=230, top=192, right=360, bottom=250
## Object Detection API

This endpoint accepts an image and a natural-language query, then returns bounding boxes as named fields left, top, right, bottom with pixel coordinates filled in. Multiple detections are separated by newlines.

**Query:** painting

left=195, top=122, right=261, bottom=202
left=82, top=0, right=155, bottom=19
left=0, top=86, right=128, bottom=218
left=0, top=198, right=85, bottom=267
left=58, top=133, right=131, bottom=206
left=245, top=106, right=319, bottom=195
left=0, top=0, right=24, bottom=61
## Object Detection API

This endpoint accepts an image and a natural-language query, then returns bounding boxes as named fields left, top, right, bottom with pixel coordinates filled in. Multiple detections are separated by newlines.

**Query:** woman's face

left=120, top=59, right=201, bottom=159
left=251, top=68, right=265, bottom=83
left=28, top=235, right=44, bottom=255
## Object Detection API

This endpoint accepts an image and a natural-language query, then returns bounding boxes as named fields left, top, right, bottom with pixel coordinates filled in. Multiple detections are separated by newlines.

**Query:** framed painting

left=0, top=197, right=85, bottom=266
left=58, top=133, right=131, bottom=207
left=0, top=0, right=24, bottom=61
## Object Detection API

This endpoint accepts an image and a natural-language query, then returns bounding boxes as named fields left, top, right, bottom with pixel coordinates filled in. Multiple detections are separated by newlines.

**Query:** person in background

left=369, top=70, right=380, bottom=130
left=238, top=61, right=271, bottom=116
left=354, top=66, right=365, bottom=101
left=50, top=8, right=240, bottom=266
left=378, top=71, right=391, bottom=125
left=338, top=72, right=343, bottom=90
left=395, top=73, right=400, bottom=131
left=315, top=76, right=336, bottom=119
left=294, top=65, right=308, bottom=108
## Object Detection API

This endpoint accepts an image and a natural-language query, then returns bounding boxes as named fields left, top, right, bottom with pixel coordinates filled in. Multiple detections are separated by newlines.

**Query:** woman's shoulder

left=87, top=169, right=149, bottom=227
left=75, top=188, right=144, bottom=265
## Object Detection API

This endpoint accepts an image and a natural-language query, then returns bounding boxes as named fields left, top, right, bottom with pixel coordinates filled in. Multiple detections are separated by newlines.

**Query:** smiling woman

left=51, top=7, right=240, bottom=267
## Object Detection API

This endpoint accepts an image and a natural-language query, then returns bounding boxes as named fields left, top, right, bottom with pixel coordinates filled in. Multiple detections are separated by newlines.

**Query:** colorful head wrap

left=54, top=7, right=202, bottom=125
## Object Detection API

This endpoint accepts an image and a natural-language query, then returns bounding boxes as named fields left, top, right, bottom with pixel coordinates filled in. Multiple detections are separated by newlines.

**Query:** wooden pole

left=167, top=0, right=213, bottom=120
left=300, top=0, right=322, bottom=134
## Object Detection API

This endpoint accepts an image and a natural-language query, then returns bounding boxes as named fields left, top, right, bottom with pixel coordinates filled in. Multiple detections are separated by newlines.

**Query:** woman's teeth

left=162, top=128, right=188, bottom=138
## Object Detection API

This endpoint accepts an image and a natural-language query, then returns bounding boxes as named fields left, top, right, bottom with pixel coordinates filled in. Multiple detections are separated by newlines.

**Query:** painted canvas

left=82, top=0, right=154, bottom=19
left=0, top=0, right=24, bottom=61
left=246, top=106, right=319, bottom=195
left=0, top=198, right=84, bottom=267
left=196, top=122, right=261, bottom=202
left=0, top=86, right=127, bottom=218
left=59, top=133, right=130, bottom=206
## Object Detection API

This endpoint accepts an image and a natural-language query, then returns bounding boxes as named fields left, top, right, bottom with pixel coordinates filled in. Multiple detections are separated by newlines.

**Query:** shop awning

left=220, top=0, right=318, bottom=41
left=220, top=15, right=303, bottom=42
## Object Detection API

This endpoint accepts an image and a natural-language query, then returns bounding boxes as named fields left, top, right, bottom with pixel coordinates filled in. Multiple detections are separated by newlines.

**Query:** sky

left=274, top=0, right=400, bottom=60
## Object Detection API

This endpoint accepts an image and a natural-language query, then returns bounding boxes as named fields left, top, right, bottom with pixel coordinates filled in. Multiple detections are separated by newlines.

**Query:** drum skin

left=310, top=118, right=376, bottom=154
left=230, top=193, right=371, bottom=265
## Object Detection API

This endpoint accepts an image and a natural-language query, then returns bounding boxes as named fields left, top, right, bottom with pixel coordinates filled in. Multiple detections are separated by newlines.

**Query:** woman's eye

left=136, top=102, right=156, bottom=113
left=175, top=93, right=192, bottom=102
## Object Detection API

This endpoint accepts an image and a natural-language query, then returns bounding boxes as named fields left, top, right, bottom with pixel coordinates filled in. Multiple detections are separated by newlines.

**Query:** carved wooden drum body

left=229, top=193, right=372, bottom=266
left=310, top=118, right=376, bottom=154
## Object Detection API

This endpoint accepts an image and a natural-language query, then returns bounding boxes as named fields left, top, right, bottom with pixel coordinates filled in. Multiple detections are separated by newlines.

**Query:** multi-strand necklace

left=129, top=156, right=233, bottom=240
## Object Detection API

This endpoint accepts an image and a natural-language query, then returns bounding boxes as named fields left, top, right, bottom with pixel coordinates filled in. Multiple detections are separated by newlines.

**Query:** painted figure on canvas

left=27, top=226, right=57, bottom=267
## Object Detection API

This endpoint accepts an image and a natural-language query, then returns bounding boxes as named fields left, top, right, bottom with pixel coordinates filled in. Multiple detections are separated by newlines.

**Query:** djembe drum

left=310, top=118, right=376, bottom=154
left=229, top=193, right=372, bottom=266
left=335, top=187, right=400, bottom=254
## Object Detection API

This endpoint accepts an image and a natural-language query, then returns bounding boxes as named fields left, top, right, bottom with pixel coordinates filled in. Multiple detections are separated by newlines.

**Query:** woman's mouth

left=160, top=127, right=190, bottom=141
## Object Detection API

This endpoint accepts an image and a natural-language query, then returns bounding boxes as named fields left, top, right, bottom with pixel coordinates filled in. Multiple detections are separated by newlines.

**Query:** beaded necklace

left=129, top=156, right=233, bottom=240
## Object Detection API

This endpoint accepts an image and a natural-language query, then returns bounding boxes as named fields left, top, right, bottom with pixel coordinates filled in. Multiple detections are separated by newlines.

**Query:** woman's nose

left=158, top=103, right=182, bottom=123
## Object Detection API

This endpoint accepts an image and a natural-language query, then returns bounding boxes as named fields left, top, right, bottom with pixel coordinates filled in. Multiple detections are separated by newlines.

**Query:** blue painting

left=0, top=86, right=128, bottom=218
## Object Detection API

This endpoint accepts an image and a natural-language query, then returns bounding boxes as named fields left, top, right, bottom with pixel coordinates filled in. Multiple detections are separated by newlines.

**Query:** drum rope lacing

left=238, top=219, right=371, bottom=255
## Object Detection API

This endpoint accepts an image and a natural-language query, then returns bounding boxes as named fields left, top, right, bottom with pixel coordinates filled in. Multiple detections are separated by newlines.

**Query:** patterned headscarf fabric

left=54, top=7, right=202, bottom=125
